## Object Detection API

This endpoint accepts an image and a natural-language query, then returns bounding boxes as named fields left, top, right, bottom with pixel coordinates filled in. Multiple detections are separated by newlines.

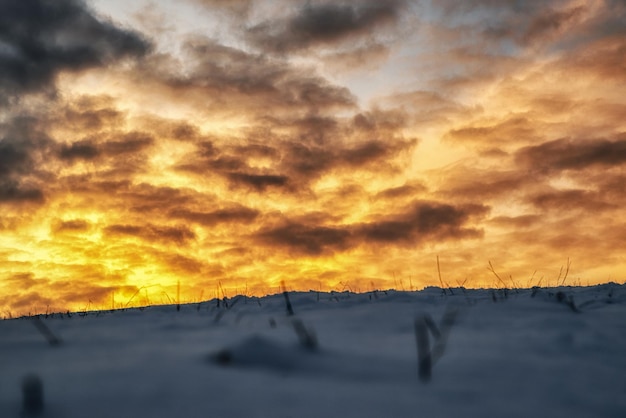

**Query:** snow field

left=1, top=285, right=625, bottom=418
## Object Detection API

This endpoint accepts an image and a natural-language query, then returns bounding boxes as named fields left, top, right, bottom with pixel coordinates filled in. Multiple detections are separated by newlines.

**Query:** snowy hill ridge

left=1, top=284, right=625, bottom=418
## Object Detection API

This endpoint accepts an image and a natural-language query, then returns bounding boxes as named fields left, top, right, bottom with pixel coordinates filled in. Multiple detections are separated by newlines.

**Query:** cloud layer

left=1, top=0, right=624, bottom=314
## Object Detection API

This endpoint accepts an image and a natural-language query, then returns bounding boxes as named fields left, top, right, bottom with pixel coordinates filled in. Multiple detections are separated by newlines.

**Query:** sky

left=1, top=0, right=625, bottom=315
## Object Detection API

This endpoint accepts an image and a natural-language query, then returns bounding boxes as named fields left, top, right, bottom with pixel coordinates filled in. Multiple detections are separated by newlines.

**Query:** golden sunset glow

left=1, top=0, right=625, bottom=315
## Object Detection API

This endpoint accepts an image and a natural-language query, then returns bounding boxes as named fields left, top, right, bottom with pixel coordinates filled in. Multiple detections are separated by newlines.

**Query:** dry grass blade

left=437, top=255, right=454, bottom=295
left=487, top=261, right=508, bottom=288
left=431, top=307, right=459, bottom=362
left=281, top=281, right=295, bottom=316
left=414, top=316, right=432, bottom=382
left=32, top=317, right=62, bottom=346
left=292, top=319, right=317, bottom=350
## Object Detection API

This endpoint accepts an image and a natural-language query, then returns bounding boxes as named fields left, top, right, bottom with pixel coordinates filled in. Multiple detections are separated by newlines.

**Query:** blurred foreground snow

left=1, top=284, right=625, bottom=418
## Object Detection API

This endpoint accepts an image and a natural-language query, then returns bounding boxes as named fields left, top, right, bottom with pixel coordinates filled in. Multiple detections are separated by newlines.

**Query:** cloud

left=515, top=137, right=626, bottom=174
left=169, top=206, right=260, bottom=226
left=0, top=136, right=32, bottom=177
left=283, top=138, right=414, bottom=180
left=175, top=109, right=415, bottom=194
left=445, top=116, right=540, bottom=145
left=58, top=132, right=154, bottom=162
left=53, top=219, right=91, bottom=233
left=561, top=35, right=626, bottom=82
left=2, top=0, right=625, bottom=314
left=439, top=167, right=530, bottom=201
left=530, top=189, right=616, bottom=212
left=379, top=90, right=476, bottom=128
left=0, top=0, right=149, bottom=100
left=124, top=184, right=198, bottom=214
left=0, top=116, right=52, bottom=204
left=160, top=252, right=205, bottom=275
left=256, top=222, right=352, bottom=256
left=356, top=202, right=488, bottom=244
left=255, top=201, right=488, bottom=256
left=58, top=140, right=100, bottom=161
left=489, top=215, right=541, bottom=229
left=318, top=42, right=391, bottom=73
left=61, top=100, right=123, bottom=131
left=191, top=0, right=253, bottom=17
left=142, top=37, right=356, bottom=115
left=247, top=1, right=404, bottom=53
left=0, top=180, right=44, bottom=203
left=520, top=5, right=587, bottom=46
left=104, top=224, right=196, bottom=245
left=375, top=184, right=427, bottom=200
left=478, top=3, right=589, bottom=47
left=226, top=172, right=290, bottom=191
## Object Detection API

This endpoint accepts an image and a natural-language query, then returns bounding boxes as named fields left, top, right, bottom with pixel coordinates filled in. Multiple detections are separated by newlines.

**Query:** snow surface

left=1, top=285, right=625, bottom=418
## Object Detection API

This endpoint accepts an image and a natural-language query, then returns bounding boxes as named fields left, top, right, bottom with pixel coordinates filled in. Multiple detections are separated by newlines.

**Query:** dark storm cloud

left=104, top=224, right=196, bottom=245
left=0, top=0, right=150, bottom=99
left=59, top=140, right=100, bottom=161
left=58, top=132, right=154, bottom=162
left=341, top=140, right=394, bottom=165
left=169, top=206, right=260, bottom=226
left=53, top=219, right=91, bottom=233
left=175, top=145, right=290, bottom=192
left=117, top=184, right=198, bottom=214
left=0, top=180, right=44, bottom=203
left=0, top=116, right=51, bottom=174
left=62, top=106, right=123, bottom=132
left=228, top=137, right=413, bottom=189
left=0, top=116, right=51, bottom=204
left=256, top=222, right=352, bottom=256
left=530, top=189, right=616, bottom=212
left=278, top=110, right=415, bottom=179
left=515, top=137, right=626, bottom=173
left=0, top=140, right=30, bottom=176
left=255, top=202, right=488, bottom=256
left=147, top=38, right=355, bottom=113
left=247, top=0, right=404, bottom=53
left=357, top=202, right=488, bottom=244
left=101, top=132, right=155, bottom=156
left=177, top=111, right=415, bottom=192
left=0, top=0, right=150, bottom=208
left=226, top=172, right=290, bottom=191
left=263, top=114, right=339, bottom=145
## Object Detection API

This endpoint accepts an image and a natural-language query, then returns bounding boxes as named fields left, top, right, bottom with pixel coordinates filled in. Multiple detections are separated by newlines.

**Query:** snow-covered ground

left=1, top=284, right=625, bottom=418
